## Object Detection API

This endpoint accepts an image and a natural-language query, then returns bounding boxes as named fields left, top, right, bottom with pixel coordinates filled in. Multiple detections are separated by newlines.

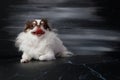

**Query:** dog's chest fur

left=17, top=31, right=60, bottom=59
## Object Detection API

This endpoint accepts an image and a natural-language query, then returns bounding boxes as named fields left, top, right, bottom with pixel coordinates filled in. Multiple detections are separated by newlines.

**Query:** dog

left=15, top=18, right=73, bottom=63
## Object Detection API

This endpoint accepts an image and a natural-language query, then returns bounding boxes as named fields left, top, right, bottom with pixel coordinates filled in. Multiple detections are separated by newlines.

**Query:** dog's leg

left=20, top=52, right=31, bottom=63
left=39, top=49, right=56, bottom=61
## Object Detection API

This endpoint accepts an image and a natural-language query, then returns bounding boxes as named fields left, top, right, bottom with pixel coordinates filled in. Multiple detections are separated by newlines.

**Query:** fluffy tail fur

left=60, top=51, right=73, bottom=57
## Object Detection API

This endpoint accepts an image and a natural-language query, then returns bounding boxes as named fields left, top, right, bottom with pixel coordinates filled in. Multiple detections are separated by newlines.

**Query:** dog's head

left=24, top=19, right=51, bottom=35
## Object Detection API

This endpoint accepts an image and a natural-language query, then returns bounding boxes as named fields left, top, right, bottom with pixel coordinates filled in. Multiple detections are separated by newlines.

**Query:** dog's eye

left=40, top=21, right=44, bottom=25
left=32, top=21, right=37, bottom=26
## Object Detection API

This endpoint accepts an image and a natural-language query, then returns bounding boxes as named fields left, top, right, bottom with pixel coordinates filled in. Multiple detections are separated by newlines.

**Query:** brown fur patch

left=24, top=19, right=51, bottom=32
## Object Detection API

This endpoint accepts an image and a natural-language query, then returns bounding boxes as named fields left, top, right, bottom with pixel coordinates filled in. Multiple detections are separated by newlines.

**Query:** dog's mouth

left=32, top=28, right=45, bottom=36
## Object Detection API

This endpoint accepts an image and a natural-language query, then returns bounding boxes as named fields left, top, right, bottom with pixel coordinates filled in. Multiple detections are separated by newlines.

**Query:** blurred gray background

left=0, top=0, right=120, bottom=58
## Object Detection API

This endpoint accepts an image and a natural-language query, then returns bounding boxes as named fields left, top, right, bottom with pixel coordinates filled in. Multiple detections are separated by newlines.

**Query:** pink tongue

left=32, top=28, right=45, bottom=35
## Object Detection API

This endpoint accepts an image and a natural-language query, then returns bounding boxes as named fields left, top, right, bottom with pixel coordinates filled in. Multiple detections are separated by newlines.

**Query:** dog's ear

left=40, top=19, right=51, bottom=31
left=24, top=20, right=33, bottom=32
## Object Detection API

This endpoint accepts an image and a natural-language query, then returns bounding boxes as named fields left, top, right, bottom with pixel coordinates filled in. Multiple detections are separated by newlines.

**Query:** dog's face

left=24, top=19, right=51, bottom=35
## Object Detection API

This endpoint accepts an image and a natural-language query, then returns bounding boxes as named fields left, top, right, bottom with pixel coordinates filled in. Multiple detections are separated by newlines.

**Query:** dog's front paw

left=20, top=59, right=30, bottom=63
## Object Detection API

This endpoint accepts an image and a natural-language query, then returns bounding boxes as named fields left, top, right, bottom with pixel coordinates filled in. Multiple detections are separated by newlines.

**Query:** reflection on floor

left=0, top=55, right=120, bottom=80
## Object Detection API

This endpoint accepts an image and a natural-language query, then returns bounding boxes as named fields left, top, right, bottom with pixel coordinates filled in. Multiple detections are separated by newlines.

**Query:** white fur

left=35, top=19, right=41, bottom=25
left=15, top=26, right=73, bottom=63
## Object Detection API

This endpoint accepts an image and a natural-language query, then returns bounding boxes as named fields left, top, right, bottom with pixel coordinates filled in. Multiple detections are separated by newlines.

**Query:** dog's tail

left=61, top=51, right=73, bottom=57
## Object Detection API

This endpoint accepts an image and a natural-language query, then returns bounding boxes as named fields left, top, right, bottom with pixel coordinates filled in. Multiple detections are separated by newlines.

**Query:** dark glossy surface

left=0, top=0, right=120, bottom=80
left=0, top=56, right=120, bottom=80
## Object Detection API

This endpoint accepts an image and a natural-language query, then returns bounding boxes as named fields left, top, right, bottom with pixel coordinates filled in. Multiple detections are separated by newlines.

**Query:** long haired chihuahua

left=15, top=19, right=73, bottom=63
